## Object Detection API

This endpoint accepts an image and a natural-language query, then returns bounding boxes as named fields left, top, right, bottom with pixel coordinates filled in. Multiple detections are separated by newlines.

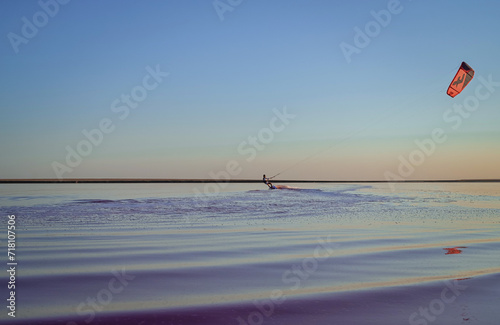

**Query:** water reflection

left=443, top=246, right=467, bottom=255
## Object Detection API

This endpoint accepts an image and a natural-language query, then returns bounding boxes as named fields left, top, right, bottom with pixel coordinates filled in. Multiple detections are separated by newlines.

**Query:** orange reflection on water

left=443, top=246, right=467, bottom=255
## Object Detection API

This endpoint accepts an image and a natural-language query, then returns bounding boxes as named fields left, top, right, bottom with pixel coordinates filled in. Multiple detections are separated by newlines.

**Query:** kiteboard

left=268, top=185, right=299, bottom=190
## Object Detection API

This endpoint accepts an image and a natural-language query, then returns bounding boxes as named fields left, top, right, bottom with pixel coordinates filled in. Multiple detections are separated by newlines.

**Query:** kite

left=446, top=62, right=474, bottom=98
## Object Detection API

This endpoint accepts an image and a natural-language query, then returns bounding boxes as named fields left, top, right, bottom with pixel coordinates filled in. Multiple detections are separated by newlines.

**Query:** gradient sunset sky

left=1, top=0, right=500, bottom=180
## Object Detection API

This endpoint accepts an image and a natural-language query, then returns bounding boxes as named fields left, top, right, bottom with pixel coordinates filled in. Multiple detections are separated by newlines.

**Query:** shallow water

left=0, top=182, right=499, bottom=324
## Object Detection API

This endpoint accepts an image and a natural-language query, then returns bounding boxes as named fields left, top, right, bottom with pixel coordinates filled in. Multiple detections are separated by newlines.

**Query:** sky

left=1, top=0, right=500, bottom=181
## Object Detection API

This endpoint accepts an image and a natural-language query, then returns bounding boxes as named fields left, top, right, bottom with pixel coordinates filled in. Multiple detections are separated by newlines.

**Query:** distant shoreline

left=1, top=179, right=499, bottom=184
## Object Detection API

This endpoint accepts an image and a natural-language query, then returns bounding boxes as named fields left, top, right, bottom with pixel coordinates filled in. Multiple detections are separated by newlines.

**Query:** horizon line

left=1, top=178, right=500, bottom=184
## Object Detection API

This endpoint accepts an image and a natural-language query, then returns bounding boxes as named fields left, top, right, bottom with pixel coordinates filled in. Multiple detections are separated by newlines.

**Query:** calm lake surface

left=0, top=182, right=499, bottom=325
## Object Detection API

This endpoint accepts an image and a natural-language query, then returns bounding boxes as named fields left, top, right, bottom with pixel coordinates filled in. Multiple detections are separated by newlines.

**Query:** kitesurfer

left=262, top=174, right=274, bottom=189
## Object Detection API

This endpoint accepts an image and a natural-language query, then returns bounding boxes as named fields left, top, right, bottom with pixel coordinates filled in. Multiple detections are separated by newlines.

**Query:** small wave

left=72, top=198, right=144, bottom=204
left=247, top=187, right=323, bottom=193
left=73, top=199, right=117, bottom=204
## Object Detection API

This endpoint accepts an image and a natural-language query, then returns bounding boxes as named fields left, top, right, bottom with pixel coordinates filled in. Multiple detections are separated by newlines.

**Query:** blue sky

left=1, top=0, right=500, bottom=180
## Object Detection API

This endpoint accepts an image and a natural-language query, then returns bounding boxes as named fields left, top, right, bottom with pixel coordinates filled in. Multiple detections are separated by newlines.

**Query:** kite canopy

left=447, top=62, right=474, bottom=98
